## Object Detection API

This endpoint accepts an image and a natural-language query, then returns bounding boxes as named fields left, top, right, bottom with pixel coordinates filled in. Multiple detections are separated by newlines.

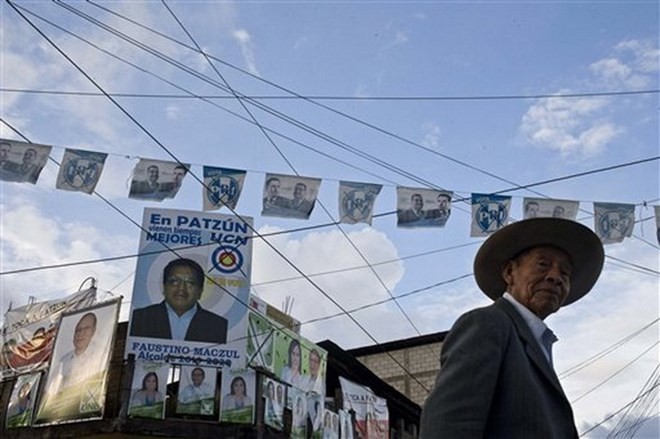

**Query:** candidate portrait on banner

left=262, top=173, right=321, bottom=219
left=128, top=361, right=169, bottom=419
left=522, top=197, right=579, bottom=220
left=35, top=300, right=119, bottom=425
left=220, top=369, right=255, bottom=423
left=397, top=187, right=452, bottom=228
left=177, top=365, right=217, bottom=415
left=129, top=159, right=189, bottom=201
left=0, top=139, right=51, bottom=184
left=56, top=148, right=108, bottom=194
left=5, top=372, right=40, bottom=428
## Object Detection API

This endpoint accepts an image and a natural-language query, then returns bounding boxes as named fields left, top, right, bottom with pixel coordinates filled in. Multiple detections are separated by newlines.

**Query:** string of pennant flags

left=1, top=138, right=658, bottom=245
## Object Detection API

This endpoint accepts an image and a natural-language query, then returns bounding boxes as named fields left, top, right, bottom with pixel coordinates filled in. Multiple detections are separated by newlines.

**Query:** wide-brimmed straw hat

left=473, top=218, right=605, bottom=306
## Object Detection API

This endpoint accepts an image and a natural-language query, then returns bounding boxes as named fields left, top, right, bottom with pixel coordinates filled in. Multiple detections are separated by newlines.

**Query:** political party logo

left=596, top=206, right=634, bottom=243
left=63, top=158, right=101, bottom=190
left=207, top=175, right=240, bottom=207
left=342, top=189, right=377, bottom=222
left=210, top=245, right=244, bottom=274
left=476, top=201, right=508, bottom=233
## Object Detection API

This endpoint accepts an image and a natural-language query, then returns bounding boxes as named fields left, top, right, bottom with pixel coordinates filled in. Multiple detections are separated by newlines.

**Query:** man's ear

left=502, top=260, right=515, bottom=287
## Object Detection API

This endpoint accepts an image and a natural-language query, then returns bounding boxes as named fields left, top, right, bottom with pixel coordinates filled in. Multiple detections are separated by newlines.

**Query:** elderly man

left=129, top=258, right=228, bottom=343
left=420, top=218, right=604, bottom=438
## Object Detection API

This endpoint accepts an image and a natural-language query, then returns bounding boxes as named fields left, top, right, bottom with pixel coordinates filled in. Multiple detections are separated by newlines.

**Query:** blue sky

left=1, top=1, right=658, bottom=436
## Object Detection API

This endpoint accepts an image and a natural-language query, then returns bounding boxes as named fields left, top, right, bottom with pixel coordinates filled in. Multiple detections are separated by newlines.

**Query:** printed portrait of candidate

left=288, top=182, right=314, bottom=218
left=129, top=258, right=228, bottom=343
left=398, top=193, right=426, bottom=225
left=130, top=164, right=162, bottom=197
left=262, top=176, right=289, bottom=214
left=425, top=192, right=452, bottom=226
left=5, top=374, right=39, bottom=428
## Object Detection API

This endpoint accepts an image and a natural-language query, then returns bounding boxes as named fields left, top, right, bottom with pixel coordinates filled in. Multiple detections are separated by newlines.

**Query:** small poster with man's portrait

left=128, top=158, right=190, bottom=201
left=203, top=166, right=247, bottom=211
left=262, top=173, right=321, bottom=220
left=291, top=386, right=308, bottom=439
left=396, top=187, right=453, bottom=228
left=594, top=202, right=635, bottom=244
left=339, top=409, right=355, bottom=439
left=263, top=377, right=285, bottom=430
left=522, top=197, right=579, bottom=220
left=0, top=138, right=51, bottom=184
left=34, top=299, right=120, bottom=425
left=338, top=181, right=382, bottom=225
left=5, top=372, right=40, bottom=428
left=128, top=361, right=169, bottom=419
left=56, top=148, right=108, bottom=194
left=220, top=368, right=255, bottom=423
left=177, top=365, right=217, bottom=415
left=471, top=193, right=511, bottom=237
left=125, top=208, right=254, bottom=369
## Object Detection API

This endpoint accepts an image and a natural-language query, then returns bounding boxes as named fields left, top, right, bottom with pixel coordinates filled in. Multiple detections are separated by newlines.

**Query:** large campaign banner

left=1, top=287, right=96, bottom=379
left=340, top=377, right=389, bottom=439
left=34, top=299, right=120, bottom=425
left=125, top=208, right=253, bottom=369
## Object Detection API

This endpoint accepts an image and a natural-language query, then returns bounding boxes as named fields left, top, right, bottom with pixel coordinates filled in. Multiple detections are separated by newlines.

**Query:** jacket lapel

left=495, top=299, right=568, bottom=398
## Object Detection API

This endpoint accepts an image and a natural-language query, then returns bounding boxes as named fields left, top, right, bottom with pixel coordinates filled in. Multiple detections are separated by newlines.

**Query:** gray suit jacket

left=420, top=298, right=578, bottom=439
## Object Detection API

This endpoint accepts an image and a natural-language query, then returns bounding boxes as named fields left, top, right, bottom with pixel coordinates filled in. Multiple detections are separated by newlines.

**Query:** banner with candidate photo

left=396, top=187, right=453, bottom=228
left=0, top=139, right=51, bottom=184
left=262, top=173, right=321, bottom=220
left=339, top=408, right=355, bottom=439
left=1, top=287, right=96, bottom=379
left=177, top=365, right=217, bottom=415
left=470, top=193, right=511, bottom=237
left=594, top=202, right=635, bottom=244
left=128, top=158, right=189, bottom=201
left=128, top=361, right=169, bottom=419
left=203, top=166, right=246, bottom=211
left=5, top=372, right=40, bottom=428
left=338, top=181, right=382, bottom=225
left=290, top=386, right=308, bottom=439
left=34, top=299, right=120, bottom=425
left=522, top=197, right=579, bottom=220
left=55, top=148, right=107, bottom=194
left=273, top=327, right=327, bottom=395
left=220, top=368, right=255, bottom=423
left=125, top=208, right=254, bottom=370
left=263, top=377, right=286, bottom=430
left=339, top=376, right=389, bottom=439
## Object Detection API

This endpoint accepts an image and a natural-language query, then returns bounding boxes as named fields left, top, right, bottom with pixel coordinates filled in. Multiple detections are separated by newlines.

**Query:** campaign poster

left=1, top=287, right=96, bottom=379
left=128, top=158, right=189, bottom=201
left=522, top=197, right=579, bottom=220
left=594, top=202, right=635, bottom=244
left=307, top=391, right=324, bottom=437
left=220, top=368, right=255, bottom=423
left=0, top=138, right=51, bottom=184
left=291, top=386, right=308, bottom=439
left=246, top=311, right=276, bottom=372
left=34, top=299, right=120, bottom=425
left=125, top=208, right=253, bottom=369
left=396, top=187, right=453, bottom=228
left=203, top=166, right=246, bottom=211
left=274, top=327, right=327, bottom=396
left=340, top=377, right=389, bottom=439
left=262, top=173, right=321, bottom=219
left=55, top=148, right=108, bottom=194
left=127, top=361, right=169, bottom=419
left=322, top=410, right=340, bottom=439
left=470, top=193, right=511, bottom=237
left=5, top=372, right=40, bottom=428
left=339, top=409, right=355, bottom=439
left=177, top=365, right=217, bottom=415
left=338, top=181, right=382, bottom=225
left=263, top=377, right=285, bottom=430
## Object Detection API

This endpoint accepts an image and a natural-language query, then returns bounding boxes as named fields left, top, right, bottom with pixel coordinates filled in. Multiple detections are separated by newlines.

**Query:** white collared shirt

left=502, top=292, right=555, bottom=363
left=166, top=302, right=198, bottom=340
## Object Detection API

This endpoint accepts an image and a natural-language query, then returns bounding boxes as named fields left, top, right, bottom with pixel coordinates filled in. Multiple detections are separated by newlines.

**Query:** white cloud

left=420, top=122, right=442, bottom=150
left=251, top=226, right=405, bottom=346
left=165, top=104, right=181, bottom=120
left=232, top=28, right=260, bottom=76
left=589, top=39, right=660, bottom=89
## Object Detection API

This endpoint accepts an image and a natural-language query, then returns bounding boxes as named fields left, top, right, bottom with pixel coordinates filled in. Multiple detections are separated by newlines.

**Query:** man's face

left=411, top=195, right=423, bottom=210
left=23, top=149, right=36, bottom=165
left=0, top=143, right=10, bottom=161
left=309, top=351, right=320, bottom=377
left=552, top=206, right=565, bottom=218
left=526, top=203, right=539, bottom=218
left=73, top=314, right=96, bottom=354
left=502, top=246, right=572, bottom=320
left=437, top=195, right=449, bottom=210
left=191, top=368, right=205, bottom=387
left=293, top=183, right=306, bottom=200
left=276, top=385, right=283, bottom=402
left=163, top=265, right=202, bottom=315
left=173, top=168, right=186, bottom=186
left=267, top=179, right=280, bottom=196
left=147, top=166, right=159, bottom=184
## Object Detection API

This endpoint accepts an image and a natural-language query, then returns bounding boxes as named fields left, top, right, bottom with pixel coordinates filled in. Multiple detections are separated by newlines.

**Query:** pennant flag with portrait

left=594, top=202, right=635, bottom=244
left=471, top=193, right=511, bottom=237
left=128, top=158, right=189, bottom=201
left=262, top=173, right=321, bottom=220
left=203, top=166, right=246, bottom=211
left=128, top=361, right=169, bottom=419
left=522, top=197, right=579, bottom=220
left=5, top=372, right=40, bottom=428
left=338, top=181, right=382, bottom=225
left=396, top=187, right=454, bottom=228
left=220, top=368, right=256, bottom=423
left=655, top=205, right=660, bottom=245
left=56, top=148, right=107, bottom=194
left=0, top=139, right=51, bottom=184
